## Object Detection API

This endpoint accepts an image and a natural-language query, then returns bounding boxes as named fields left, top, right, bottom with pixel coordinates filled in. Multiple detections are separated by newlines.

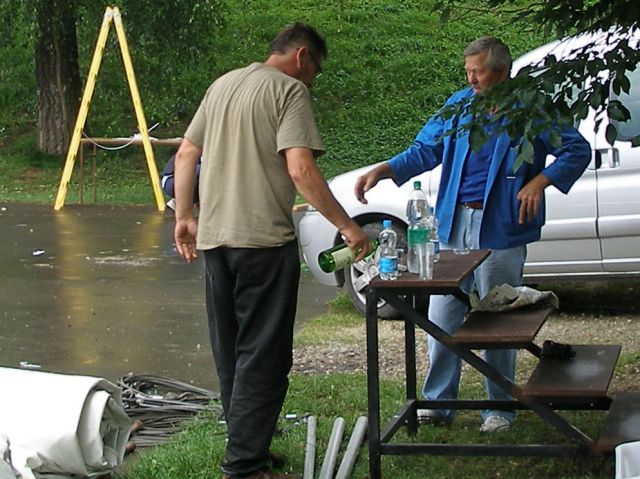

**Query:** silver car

left=298, top=30, right=640, bottom=318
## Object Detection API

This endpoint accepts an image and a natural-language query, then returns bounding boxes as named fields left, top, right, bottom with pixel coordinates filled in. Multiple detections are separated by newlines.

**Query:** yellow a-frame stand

left=54, top=6, right=165, bottom=211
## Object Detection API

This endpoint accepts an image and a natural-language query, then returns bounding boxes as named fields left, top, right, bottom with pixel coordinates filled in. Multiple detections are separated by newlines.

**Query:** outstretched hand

left=354, top=163, right=394, bottom=204
left=355, top=170, right=383, bottom=204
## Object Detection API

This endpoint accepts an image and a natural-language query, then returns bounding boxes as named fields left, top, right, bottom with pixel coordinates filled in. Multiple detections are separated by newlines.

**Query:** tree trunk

left=35, top=0, right=81, bottom=155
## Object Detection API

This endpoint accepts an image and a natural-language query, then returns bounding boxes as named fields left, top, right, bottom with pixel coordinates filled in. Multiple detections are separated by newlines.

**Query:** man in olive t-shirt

left=172, top=23, right=369, bottom=479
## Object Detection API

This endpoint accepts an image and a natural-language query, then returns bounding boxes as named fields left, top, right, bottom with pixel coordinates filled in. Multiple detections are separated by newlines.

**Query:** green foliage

left=0, top=0, right=543, bottom=204
left=432, top=0, right=640, bottom=37
left=430, top=1, right=640, bottom=161
left=0, top=1, right=37, bottom=131
left=74, top=0, right=226, bottom=136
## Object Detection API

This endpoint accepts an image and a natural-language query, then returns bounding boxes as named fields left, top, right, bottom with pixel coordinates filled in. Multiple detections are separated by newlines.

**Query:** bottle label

left=408, top=228, right=429, bottom=247
left=379, top=256, right=398, bottom=274
left=332, top=247, right=355, bottom=270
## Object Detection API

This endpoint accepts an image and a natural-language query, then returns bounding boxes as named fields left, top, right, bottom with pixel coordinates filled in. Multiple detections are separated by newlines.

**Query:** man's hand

left=340, top=220, right=371, bottom=261
left=174, top=217, right=198, bottom=263
left=517, top=173, right=551, bottom=224
left=354, top=163, right=395, bottom=204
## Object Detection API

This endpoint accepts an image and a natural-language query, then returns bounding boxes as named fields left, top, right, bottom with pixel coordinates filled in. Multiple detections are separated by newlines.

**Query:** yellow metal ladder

left=54, top=6, right=165, bottom=211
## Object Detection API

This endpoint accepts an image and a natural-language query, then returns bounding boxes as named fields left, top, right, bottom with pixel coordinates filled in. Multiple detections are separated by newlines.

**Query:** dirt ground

left=292, top=281, right=640, bottom=392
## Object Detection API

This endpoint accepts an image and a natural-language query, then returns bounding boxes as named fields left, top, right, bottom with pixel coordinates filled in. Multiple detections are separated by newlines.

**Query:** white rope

left=81, top=123, right=160, bottom=151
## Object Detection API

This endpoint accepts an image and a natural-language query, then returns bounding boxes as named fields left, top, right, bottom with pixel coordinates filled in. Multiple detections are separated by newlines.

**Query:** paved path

left=0, top=203, right=338, bottom=391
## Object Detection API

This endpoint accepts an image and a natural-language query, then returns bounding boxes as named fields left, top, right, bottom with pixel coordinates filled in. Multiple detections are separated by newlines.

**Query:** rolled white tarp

left=0, top=367, right=132, bottom=479
left=1, top=434, right=19, bottom=479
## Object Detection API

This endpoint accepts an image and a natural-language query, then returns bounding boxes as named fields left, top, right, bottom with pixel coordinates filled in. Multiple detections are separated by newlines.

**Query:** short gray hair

left=464, top=36, right=512, bottom=73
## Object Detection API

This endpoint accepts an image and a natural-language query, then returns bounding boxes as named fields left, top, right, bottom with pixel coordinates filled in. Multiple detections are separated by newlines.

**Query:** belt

left=461, top=201, right=483, bottom=209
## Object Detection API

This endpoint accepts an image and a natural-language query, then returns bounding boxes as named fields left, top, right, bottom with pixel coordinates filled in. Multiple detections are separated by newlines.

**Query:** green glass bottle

left=318, top=239, right=378, bottom=273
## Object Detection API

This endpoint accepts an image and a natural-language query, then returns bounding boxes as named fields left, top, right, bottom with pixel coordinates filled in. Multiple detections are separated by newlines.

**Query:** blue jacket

left=389, top=87, right=592, bottom=249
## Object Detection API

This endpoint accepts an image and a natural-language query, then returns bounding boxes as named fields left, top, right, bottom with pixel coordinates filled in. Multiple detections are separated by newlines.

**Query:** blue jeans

left=422, top=205, right=526, bottom=422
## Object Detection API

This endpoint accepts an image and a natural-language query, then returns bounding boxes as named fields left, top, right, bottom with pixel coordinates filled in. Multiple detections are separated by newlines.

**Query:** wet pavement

left=0, top=203, right=340, bottom=392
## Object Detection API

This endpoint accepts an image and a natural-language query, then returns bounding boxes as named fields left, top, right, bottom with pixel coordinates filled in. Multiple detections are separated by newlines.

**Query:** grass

left=0, top=134, right=162, bottom=205
left=0, top=0, right=545, bottom=206
left=117, top=295, right=616, bottom=479
left=118, top=376, right=614, bottom=478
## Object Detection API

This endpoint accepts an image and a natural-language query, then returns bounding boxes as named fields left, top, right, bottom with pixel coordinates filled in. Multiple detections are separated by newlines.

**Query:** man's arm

left=517, top=125, right=591, bottom=224
left=285, top=147, right=371, bottom=260
left=173, top=138, right=202, bottom=263
left=354, top=96, right=460, bottom=204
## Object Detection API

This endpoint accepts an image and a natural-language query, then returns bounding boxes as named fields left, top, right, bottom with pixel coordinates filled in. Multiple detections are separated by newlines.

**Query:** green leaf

left=549, top=129, right=563, bottom=149
left=605, top=124, right=618, bottom=145
left=574, top=100, right=589, bottom=120
left=469, top=125, right=486, bottom=152
left=617, top=72, right=631, bottom=94
left=544, top=54, right=558, bottom=67
left=612, top=77, right=622, bottom=96
left=513, top=140, right=534, bottom=172
left=588, top=89, right=602, bottom=109
left=608, top=101, right=631, bottom=122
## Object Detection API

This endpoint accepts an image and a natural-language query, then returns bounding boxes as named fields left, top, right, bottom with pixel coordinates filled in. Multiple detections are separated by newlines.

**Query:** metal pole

left=318, top=417, right=345, bottom=479
left=335, top=416, right=368, bottom=479
left=303, top=415, right=317, bottom=479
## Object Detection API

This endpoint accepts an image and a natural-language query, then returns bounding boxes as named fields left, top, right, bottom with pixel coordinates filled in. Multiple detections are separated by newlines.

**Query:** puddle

left=0, top=203, right=339, bottom=391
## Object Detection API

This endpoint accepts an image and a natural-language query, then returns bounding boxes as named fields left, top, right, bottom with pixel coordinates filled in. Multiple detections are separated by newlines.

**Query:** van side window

left=610, top=67, right=640, bottom=141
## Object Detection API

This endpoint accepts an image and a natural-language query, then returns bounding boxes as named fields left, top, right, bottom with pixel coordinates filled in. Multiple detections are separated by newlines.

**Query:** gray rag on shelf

left=469, top=283, right=559, bottom=312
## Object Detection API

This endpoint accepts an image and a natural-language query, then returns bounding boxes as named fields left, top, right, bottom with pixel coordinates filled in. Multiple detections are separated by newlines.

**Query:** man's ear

left=499, top=66, right=510, bottom=81
left=294, top=46, right=305, bottom=70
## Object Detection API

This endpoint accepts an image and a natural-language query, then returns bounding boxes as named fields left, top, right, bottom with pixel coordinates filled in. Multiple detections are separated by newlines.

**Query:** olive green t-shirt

left=184, top=62, right=324, bottom=249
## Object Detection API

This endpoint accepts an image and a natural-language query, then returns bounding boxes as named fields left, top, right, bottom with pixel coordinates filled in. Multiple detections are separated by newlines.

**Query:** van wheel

left=345, top=219, right=406, bottom=319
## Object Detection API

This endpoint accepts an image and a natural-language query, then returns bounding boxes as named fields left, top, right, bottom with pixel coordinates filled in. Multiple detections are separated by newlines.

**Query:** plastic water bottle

left=428, top=206, right=440, bottom=263
left=406, top=181, right=430, bottom=275
left=318, top=239, right=378, bottom=273
left=378, top=219, right=399, bottom=280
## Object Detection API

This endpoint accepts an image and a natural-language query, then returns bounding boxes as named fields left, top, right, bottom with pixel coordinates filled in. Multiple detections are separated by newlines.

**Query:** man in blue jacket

left=354, top=36, right=591, bottom=433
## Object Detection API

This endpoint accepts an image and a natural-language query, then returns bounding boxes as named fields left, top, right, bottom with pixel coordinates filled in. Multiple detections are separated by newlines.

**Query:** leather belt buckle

left=462, top=201, right=483, bottom=209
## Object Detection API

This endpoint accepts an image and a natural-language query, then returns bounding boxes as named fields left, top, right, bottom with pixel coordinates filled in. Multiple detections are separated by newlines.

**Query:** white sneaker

left=480, top=415, right=511, bottom=433
left=166, top=198, right=176, bottom=211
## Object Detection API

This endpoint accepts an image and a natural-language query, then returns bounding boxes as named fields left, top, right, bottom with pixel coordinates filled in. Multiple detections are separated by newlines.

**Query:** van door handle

left=596, top=148, right=620, bottom=168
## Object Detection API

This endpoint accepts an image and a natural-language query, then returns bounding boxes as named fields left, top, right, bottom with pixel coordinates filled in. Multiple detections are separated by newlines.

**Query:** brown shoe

left=223, top=470, right=300, bottom=479
left=259, top=472, right=300, bottom=479
left=268, top=451, right=287, bottom=468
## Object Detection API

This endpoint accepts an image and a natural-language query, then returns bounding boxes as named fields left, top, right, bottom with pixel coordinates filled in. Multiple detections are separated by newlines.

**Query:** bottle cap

left=383, top=219, right=392, bottom=228
left=413, top=180, right=421, bottom=189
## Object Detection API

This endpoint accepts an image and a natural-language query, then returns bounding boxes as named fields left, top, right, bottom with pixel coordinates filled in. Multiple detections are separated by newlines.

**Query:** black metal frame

left=365, top=273, right=605, bottom=479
